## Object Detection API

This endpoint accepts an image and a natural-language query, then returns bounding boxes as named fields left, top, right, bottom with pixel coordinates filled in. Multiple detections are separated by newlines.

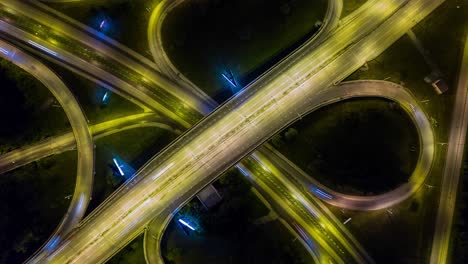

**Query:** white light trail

left=102, top=92, right=108, bottom=102
left=113, top=158, right=124, bottom=176
left=27, top=40, right=58, bottom=56
left=222, top=73, right=237, bottom=88
left=0, top=47, right=9, bottom=55
left=152, top=163, right=174, bottom=180
left=178, top=219, right=195, bottom=231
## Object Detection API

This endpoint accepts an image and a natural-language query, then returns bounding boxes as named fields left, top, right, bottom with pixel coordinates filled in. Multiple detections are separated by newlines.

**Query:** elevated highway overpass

left=39, top=0, right=444, bottom=262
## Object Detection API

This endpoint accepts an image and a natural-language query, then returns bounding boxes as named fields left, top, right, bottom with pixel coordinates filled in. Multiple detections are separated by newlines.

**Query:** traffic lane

left=282, top=81, right=434, bottom=210
left=238, top=161, right=347, bottom=263
left=2, top=0, right=216, bottom=114
left=251, top=149, right=372, bottom=263
left=0, top=20, right=195, bottom=126
left=258, top=144, right=368, bottom=253
left=0, top=113, right=174, bottom=175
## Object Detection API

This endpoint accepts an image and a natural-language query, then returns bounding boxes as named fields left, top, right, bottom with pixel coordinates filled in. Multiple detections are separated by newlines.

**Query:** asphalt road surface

left=0, top=113, right=181, bottom=174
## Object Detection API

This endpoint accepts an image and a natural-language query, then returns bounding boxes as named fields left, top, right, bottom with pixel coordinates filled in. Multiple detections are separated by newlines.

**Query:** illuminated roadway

left=0, top=0, right=438, bottom=260
left=143, top=207, right=179, bottom=264
left=0, top=0, right=369, bottom=261
left=144, top=2, right=434, bottom=262
left=0, top=78, right=432, bottom=261
left=0, top=1, right=364, bottom=261
left=0, top=1, right=363, bottom=261
left=148, top=0, right=435, bottom=212
left=144, top=0, right=424, bottom=261
left=143, top=79, right=436, bottom=263
left=287, top=86, right=434, bottom=211
left=33, top=0, right=445, bottom=263
left=0, top=79, right=432, bottom=263
left=0, top=0, right=216, bottom=127
left=0, top=113, right=181, bottom=175
left=146, top=0, right=372, bottom=262
left=429, top=33, right=468, bottom=264
left=238, top=80, right=432, bottom=262
left=0, top=39, right=95, bottom=259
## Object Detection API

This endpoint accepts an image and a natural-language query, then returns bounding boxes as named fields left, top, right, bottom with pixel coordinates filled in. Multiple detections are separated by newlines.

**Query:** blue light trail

left=178, top=219, right=195, bottom=231
left=99, top=20, right=106, bottom=30
left=237, top=166, right=249, bottom=176
left=313, top=188, right=333, bottom=200
left=113, top=158, right=125, bottom=176
left=222, top=73, right=237, bottom=88
left=0, top=47, right=9, bottom=55
left=102, top=92, right=109, bottom=102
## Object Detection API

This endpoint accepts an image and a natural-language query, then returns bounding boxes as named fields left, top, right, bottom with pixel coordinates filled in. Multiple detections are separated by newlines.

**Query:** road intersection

left=0, top=0, right=455, bottom=263
left=34, top=0, right=443, bottom=262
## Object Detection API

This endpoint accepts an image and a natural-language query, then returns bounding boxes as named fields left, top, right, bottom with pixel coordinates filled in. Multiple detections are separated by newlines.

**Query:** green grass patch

left=412, top=0, right=467, bottom=88
left=162, top=219, right=311, bottom=264
left=272, top=98, right=419, bottom=195
left=0, top=151, right=76, bottom=263
left=163, top=0, right=327, bottom=101
left=341, top=0, right=367, bottom=18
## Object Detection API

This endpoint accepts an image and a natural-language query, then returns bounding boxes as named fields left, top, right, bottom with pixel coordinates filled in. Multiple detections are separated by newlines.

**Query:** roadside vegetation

left=161, top=169, right=311, bottom=264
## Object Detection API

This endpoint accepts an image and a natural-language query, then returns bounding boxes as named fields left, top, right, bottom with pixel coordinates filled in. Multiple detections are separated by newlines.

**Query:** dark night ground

left=109, top=169, right=311, bottom=264
left=273, top=98, right=420, bottom=195
left=159, top=169, right=311, bottom=264
left=163, top=0, right=327, bottom=102
left=0, top=62, right=73, bottom=262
